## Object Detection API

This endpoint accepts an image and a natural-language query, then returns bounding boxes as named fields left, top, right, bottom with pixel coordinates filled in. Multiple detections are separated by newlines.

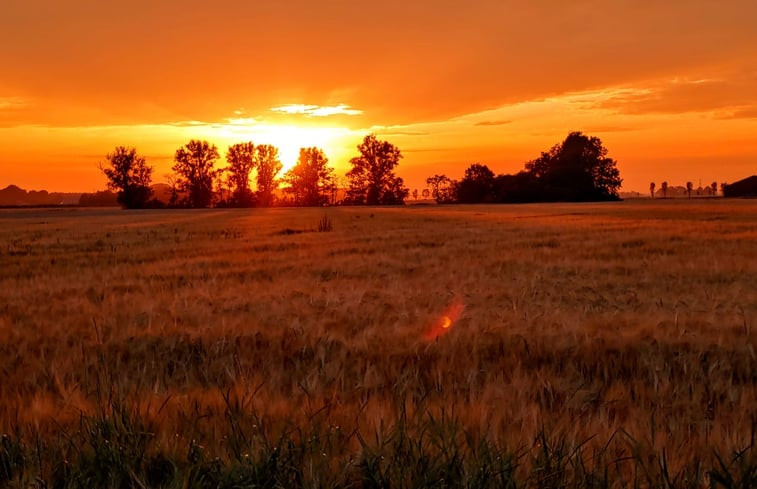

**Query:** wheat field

left=1, top=200, right=756, bottom=487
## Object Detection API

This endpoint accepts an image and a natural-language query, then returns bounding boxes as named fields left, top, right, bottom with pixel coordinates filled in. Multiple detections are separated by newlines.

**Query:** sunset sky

left=2, top=0, right=756, bottom=193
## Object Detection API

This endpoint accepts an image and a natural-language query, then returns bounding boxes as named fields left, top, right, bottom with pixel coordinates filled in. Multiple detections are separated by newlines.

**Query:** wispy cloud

left=474, top=119, right=512, bottom=126
left=716, top=105, right=757, bottom=120
left=592, top=73, right=757, bottom=116
left=0, top=97, right=29, bottom=110
left=270, top=104, right=363, bottom=117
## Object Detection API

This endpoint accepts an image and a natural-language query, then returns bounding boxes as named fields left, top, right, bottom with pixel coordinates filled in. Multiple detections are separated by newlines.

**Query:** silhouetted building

left=723, top=175, right=757, bottom=197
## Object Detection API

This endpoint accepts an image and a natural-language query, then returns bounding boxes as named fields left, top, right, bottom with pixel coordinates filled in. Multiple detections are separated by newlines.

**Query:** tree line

left=424, top=132, right=622, bottom=204
left=101, top=134, right=408, bottom=209
left=101, top=131, right=623, bottom=209
left=648, top=181, right=720, bottom=199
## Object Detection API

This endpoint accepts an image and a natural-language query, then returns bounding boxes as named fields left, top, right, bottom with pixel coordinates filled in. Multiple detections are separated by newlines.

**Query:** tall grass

left=0, top=201, right=755, bottom=486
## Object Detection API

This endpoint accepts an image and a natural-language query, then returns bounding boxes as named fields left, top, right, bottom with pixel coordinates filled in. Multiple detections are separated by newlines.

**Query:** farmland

left=1, top=200, right=756, bottom=487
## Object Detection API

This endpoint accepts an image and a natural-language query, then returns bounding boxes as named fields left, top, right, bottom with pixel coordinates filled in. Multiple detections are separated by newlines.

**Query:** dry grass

left=0, top=200, right=756, bottom=486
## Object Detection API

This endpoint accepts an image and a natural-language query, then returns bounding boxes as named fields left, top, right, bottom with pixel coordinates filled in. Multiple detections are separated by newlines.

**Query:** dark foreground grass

left=1, top=394, right=756, bottom=488
left=1, top=203, right=756, bottom=488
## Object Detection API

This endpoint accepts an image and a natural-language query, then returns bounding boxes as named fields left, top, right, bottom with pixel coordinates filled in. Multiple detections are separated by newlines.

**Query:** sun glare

left=212, top=121, right=353, bottom=173
left=424, top=298, right=464, bottom=341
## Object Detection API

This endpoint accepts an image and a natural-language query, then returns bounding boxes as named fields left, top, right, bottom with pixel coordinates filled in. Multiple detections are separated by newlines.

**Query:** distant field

left=1, top=200, right=756, bottom=487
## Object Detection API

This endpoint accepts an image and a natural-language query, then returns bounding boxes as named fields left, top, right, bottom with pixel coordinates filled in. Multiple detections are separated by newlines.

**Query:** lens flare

left=424, top=298, right=464, bottom=341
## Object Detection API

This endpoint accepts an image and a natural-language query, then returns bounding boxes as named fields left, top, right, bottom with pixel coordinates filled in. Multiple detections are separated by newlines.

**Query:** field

left=1, top=200, right=756, bottom=488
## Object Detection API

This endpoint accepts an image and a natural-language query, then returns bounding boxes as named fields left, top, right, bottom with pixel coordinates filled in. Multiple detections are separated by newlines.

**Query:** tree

left=225, top=142, right=256, bottom=206
left=456, top=163, right=496, bottom=203
left=173, top=140, right=221, bottom=208
left=255, top=144, right=283, bottom=207
left=686, top=181, right=693, bottom=198
left=283, top=147, right=334, bottom=206
left=99, top=146, right=153, bottom=208
left=525, top=132, right=622, bottom=201
left=426, top=174, right=455, bottom=203
left=661, top=181, right=668, bottom=198
left=711, top=182, right=718, bottom=196
left=412, top=189, right=419, bottom=200
left=345, top=134, right=409, bottom=205
left=493, top=171, right=540, bottom=203
left=421, top=188, right=430, bottom=200
left=650, top=182, right=656, bottom=199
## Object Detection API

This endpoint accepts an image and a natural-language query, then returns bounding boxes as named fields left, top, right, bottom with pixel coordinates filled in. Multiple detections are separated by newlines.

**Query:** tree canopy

left=346, top=135, right=408, bottom=205
left=255, top=144, right=283, bottom=207
left=283, top=147, right=334, bottom=206
left=173, top=140, right=221, bottom=208
left=456, top=164, right=496, bottom=203
left=225, top=142, right=256, bottom=207
left=525, top=132, right=622, bottom=201
left=100, top=146, right=153, bottom=209
left=426, top=174, right=456, bottom=203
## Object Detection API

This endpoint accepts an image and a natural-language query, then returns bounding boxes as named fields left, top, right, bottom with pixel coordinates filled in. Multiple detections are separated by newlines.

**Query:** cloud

left=595, top=73, right=757, bottom=115
left=372, top=129, right=429, bottom=136
left=166, top=120, right=208, bottom=127
left=0, top=97, right=28, bottom=110
left=270, top=104, right=363, bottom=117
left=717, top=106, right=757, bottom=120
left=474, top=119, right=512, bottom=126
left=583, top=125, right=637, bottom=133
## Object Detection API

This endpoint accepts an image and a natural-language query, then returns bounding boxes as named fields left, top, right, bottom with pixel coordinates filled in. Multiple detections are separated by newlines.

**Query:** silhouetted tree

left=173, top=140, right=220, bottom=208
left=99, top=146, right=153, bottom=208
left=422, top=188, right=430, bottom=200
left=79, top=190, right=119, bottom=207
left=255, top=144, right=283, bottom=207
left=686, top=181, right=693, bottom=198
left=425, top=174, right=455, bottom=203
left=345, top=134, right=408, bottom=205
left=661, top=181, right=668, bottom=198
left=165, top=174, right=180, bottom=207
left=412, top=189, right=419, bottom=200
left=283, top=147, right=334, bottom=206
left=493, top=171, right=540, bottom=202
left=225, top=142, right=256, bottom=206
left=711, top=182, right=718, bottom=196
left=525, top=132, right=622, bottom=201
left=650, top=182, right=656, bottom=199
left=456, top=163, right=496, bottom=203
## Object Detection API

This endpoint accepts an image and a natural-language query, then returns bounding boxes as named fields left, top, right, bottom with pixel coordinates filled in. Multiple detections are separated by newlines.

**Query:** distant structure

left=723, top=175, right=757, bottom=198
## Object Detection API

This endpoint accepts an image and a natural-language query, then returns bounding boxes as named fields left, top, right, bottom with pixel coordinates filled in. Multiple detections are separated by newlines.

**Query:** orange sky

left=1, top=0, right=756, bottom=193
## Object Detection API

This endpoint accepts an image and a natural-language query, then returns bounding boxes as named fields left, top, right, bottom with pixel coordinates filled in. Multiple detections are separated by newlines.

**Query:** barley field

left=1, top=200, right=756, bottom=488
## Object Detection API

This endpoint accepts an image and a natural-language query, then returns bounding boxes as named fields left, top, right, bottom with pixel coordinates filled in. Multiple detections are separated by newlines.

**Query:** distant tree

left=283, top=147, right=334, bottom=206
left=456, top=163, right=496, bottom=203
left=686, top=181, right=693, bottom=198
left=225, top=142, right=256, bottom=207
left=661, top=181, right=668, bottom=198
left=493, top=171, right=540, bottom=203
left=330, top=175, right=343, bottom=204
left=79, top=190, right=119, bottom=207
left=173, top=140, right=221, bottom=208
left=345, top=134, right=409, bottom=205
left=711, top=182, right=718, bottom=196
left=650, top=182, right=656, bottom=199
left=99, top=146, right=153, bottom=209
left=426, top=174, right=456, bottom=203
left=421, top=188, right=430, bottom=200
left=525, top=132, right=622, bottom=201
left=255, top=144, right=283, bottom=207
left=412, top=189, right=419, bottom=200
left=165, top=174, right=180, bottom=207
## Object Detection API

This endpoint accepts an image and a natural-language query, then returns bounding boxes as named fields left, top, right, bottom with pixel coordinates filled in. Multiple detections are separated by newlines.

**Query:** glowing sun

left=214, top=120, right=353, bottom=173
